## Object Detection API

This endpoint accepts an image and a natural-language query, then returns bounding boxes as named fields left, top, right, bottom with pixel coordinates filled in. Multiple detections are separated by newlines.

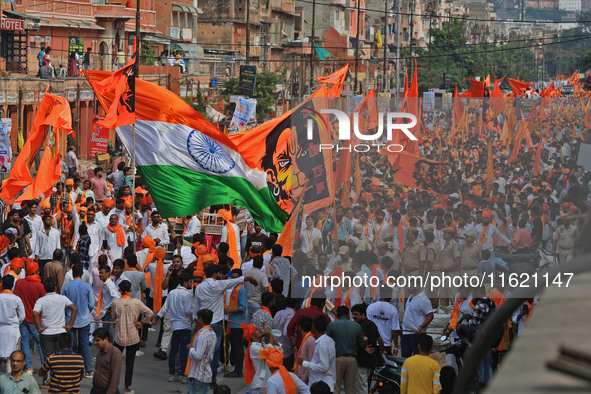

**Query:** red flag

left=490, top=78, right=505, bottom=118
left=395, top=60, right=419, bottom=154
left=87, top=38, right=136, bottom=129
left=383, top=150, right=442, bottom=194
left=460, top=78, right=486, bottom=98
left=507, top=78, right=533, bottom=97
left=317, top=64, right=349, bottom=98
left=534, top=143, right=542, bottom=176
left=0, top=92, right=73, bottom=204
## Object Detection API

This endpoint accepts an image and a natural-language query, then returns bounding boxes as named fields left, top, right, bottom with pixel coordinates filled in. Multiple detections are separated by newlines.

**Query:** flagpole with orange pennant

left=132, top=1, right=140, bottom=251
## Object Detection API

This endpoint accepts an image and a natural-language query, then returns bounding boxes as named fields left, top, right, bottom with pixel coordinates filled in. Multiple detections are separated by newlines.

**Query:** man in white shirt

left=300, top=216, right=322, bottom=254
left=63, top=253, right=93, bottom=286
left=94, top=200, right=114, bottom=229
left=143, top=250, right=172, bottom=359
left=141, top=211, right=170, bottom=247
left=0, top=275, right=26, bottom=361
left=248, top=325, right=282, bottom=392
left=35, top=214, right=61, bottom=274
left=152, top=272, right=193, bottom=382
left=96, top=265, right=120, bottom=341
left=83, top=209, right=103, bottom=265
left=193, top=264, right=258, bottom=385
left=295, top=315, right=335, bottom=392
left=366, top=298, right=400, bottom=354
left=102, top=214, right=126, bottom=261
left=478, top=214, right=511, bottom=252
left=33, top=277, right=77, bottom=384
left=24, top=200, right=43, bottom=259
left=401, top=287, right=433, bottom=357
left=182, top=215, right=201, bottom=242
left=66, top=146, right=78, bottom=178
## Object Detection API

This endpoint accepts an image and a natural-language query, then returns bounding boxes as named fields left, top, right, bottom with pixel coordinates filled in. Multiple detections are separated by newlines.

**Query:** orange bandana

left=258, top=348, right=296, bottom=394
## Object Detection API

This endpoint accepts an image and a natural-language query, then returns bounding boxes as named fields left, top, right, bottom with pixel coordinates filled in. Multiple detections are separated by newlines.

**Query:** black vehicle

left=370, top=354, right=406, bottom=394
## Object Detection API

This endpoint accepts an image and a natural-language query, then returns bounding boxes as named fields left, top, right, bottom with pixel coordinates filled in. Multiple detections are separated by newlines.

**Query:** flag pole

left=131, top=0, right=141, bottom=252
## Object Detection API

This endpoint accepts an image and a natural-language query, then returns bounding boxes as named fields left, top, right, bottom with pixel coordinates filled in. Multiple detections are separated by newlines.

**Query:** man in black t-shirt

left=352, top=303, right=383, bottom=394
left=244, top=223, right=268, bottom=260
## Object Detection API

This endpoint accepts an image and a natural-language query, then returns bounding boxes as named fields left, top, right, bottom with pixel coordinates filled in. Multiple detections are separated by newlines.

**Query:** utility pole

left=409, top=0, right=414, bottom=76
left=428, top=10, right=433, bottom=87
left=446, top=9, right=451, bottom=74
left=246, top=0, right=250, bottom=64
left=135, top=0, right=141, bottom=65
left=383, top=0, right=388, bottom=92
left=354, top=0, right=361, bottom=94
left=395, top=0, right=401, bottom=100
left=310, top=0, right=316, bottom=90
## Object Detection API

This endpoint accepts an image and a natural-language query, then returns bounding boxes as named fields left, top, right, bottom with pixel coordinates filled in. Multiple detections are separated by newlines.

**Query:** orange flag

left=354, top=155, right=362, bottom=202
left=1, top=92, right=73, bottom=204
left=87, top=38, right=136, bottom=129
left=533, top=143, right=542, bottom=176
left=572, top=125, right=578, bottom=140
left=507, top=78, right=533, bottom=97
left=460, top=78, right=486, bottom=98
left=317, top=64, right=349, bottom=97
left=395, top=60, right=419, bottom=155
left=352, top=88, right=379, bottom=139
left=490, top=78, right=505, bottom=118
left=382, top=150, right=442, bottom=194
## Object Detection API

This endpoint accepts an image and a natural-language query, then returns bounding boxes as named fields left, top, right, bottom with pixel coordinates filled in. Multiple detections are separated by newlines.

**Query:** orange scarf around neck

left=184, top=325, right=211, bottom=375
left=152, top=247, right=167, bottom=312
left=108, top=223, right=126, bottom=246
left=294, top=331, right=314, bottom=374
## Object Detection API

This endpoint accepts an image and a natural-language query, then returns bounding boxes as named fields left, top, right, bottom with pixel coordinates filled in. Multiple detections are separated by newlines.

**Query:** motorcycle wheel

left=370, top=381, right=400, bottom=394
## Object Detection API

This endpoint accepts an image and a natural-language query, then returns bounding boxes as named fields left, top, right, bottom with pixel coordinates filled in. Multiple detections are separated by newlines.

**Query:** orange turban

left=257, top=348, right=296, bottom=393
left=124, top=200, right=133, bottom=208
left=142, top=236, right=156, bottom=249
left=193, top=269, right=205, bottom=278
left=482, top=209, right=494, bottom=219
left=103, top=199, right=115, bottom=208
left=10, top=257, right=25, bottom=269
left=79, top=206, right=87, bottom=213
left=40, top=200, right=51, bottom=210
left=241, top=323, right=255, bottom=342
left=25, top=261, right=39, bottom=276
left=65, top=179, right=74, bottom=186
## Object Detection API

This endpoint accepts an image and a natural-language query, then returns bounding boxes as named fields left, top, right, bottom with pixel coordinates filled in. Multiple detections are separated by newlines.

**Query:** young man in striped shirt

left=38, top=333, right=84, bottom=393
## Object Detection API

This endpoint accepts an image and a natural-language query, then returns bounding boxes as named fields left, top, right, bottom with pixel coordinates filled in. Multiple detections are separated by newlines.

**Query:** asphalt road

left=26, top=327, right=249, bottom=394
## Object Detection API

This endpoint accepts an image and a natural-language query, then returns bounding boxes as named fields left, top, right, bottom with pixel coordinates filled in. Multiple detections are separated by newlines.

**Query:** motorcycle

left=370, top=354, right=406, bottom=394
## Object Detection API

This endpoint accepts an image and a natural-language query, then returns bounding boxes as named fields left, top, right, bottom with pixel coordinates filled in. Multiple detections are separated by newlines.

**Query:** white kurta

left=102, top=226, right=124, bottom=261
left=0, top=292, right=25, bottom=357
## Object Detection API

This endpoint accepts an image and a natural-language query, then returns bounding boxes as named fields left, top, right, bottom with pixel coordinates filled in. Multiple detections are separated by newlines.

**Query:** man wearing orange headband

left=95, top=199, right=114, bottom=228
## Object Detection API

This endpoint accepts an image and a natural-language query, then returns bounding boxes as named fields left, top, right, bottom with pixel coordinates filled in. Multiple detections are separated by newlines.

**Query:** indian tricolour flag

left=85, top=71, right=289, bottom=232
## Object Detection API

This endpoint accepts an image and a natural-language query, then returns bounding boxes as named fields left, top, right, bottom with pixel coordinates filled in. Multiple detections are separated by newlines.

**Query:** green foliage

left=221, top=70, right=279, bottom=122
left=415, top=19, right=538, bottom=92
left=140, top=41, right=157, bottom=66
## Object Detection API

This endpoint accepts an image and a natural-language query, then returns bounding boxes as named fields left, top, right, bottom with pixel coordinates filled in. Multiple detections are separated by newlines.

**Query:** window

left=172, top=11, right=179, bottom=27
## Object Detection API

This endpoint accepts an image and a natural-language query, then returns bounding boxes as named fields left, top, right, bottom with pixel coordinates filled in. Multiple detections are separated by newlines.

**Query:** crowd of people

left=0, top=94, right=589, bottom=394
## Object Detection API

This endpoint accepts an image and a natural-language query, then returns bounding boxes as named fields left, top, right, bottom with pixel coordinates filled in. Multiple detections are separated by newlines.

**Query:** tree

left=221, top=70, right=280, bottom=122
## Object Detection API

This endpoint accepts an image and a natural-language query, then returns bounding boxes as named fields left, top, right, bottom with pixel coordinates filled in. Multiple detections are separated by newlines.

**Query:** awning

left=144, top=34, right=173, bottom=45
left=172, top=4, right=203, bottom=14
left=174, top=43, right=204, bottom=59
left=37, top=17, right=105, bottom=30
left=3, top=9, right=40, bottom=21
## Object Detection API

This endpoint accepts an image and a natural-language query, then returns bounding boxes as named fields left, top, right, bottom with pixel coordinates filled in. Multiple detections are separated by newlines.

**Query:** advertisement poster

left=423, top=92, right=435, bottom=112
left=229, top=97, right=257, bottom=131
left=69, top=36, right=83, bottom=54
left=89, top=115, right=109, bottom=158
left=0, top=119, right=12, bottom=173
left=442, top=92, right=453, bottom=111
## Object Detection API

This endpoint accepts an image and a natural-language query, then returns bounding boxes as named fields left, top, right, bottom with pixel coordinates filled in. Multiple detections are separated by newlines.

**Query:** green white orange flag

left=85, top=71, right=288, bottom=232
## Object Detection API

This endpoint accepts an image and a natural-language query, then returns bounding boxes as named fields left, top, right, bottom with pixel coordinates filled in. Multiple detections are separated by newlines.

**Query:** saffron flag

left=317, top=64, right=349, bottom=98
left=453, top=83, right=464, bottom=124
left=87, top=38, right=136, bottom=129
left=490, top=78, right=505, bottom=118
left=0, top=92, right=72, bottom=204
left=383, top=150, right=442, bottom=194
left=85, top=70, right=288, bottom=232
left=507, top=78, right=533, bottom=97
left=460, top=78, right=486, bottom=98
left=228, top=85, right=334, bottom=214
left=395, top=61, right=419, bottom=155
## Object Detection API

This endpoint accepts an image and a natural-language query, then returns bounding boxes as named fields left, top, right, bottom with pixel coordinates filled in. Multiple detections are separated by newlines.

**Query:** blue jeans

left=169, top=329, right=191, bottom=375
left=401, top=334, right=420, bottom=358
left=247, top=303, right=261, bottom=324
left=209, top=321, right=223, bottom=384
left=245, top=389, right=266, bottom=394
left=187, top=378, right=209, bottom=394
left=70, top=325, right=92, bottom=372
left=478, top=350, right=493, bottom=383
left=68, top=167, right=77, bottom=178
left=20, top=322, right=44, bottom=369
